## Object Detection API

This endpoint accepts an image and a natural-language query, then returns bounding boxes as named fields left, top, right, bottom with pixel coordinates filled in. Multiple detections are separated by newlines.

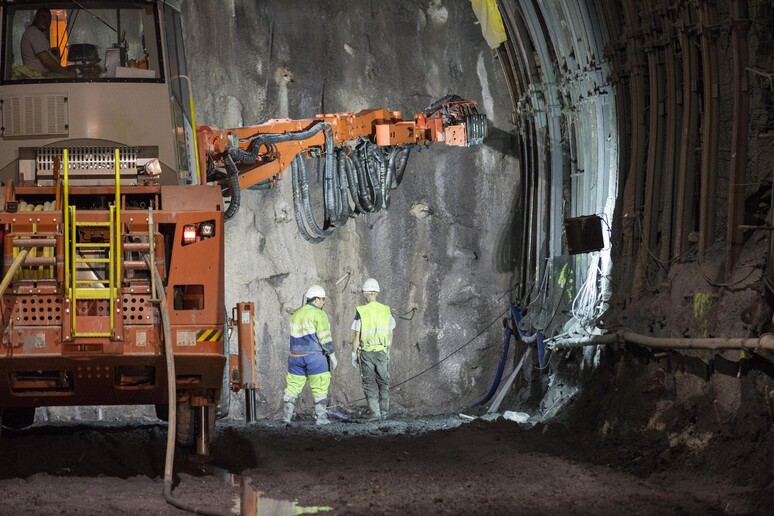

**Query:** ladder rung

left=75, top=222, right=111, bottom=227
left=75, top=243, right=111, bottom=248
left=75, top=258, right=110, bottom=263
left=73, top=332, right=112, bottom=337
left=73, top=287, right=111, bottom=299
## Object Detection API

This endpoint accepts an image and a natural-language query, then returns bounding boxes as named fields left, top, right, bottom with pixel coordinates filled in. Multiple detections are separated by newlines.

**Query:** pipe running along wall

left=548, top=331, right=774, bottom=352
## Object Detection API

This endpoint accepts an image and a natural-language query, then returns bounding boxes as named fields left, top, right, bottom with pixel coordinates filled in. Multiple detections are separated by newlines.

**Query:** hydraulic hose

left=322, top=125, right=337, bottom=227
left=233, top=122, right=413, bottom=242
left=147, top=256, right=229, bottom=516
left=335, top=149, right=351, bottom=222
left=225, top=121, right=331, bottom=223
left=294, top=154, right=334, bottom=239
left=351, top=145, right=375, bottom=212
left=473, top=318, right=513, bottom=407
left=382, top=147, right=401, bottom=209
left=393, top=146, right=411, bottom=186
left=365, top=142, right=384, bottom=211
left=240, top=121, right=330, bottom=153
left=422, top=94, right=464, bottom=115
left=222, top=155, right=241, bottom=221
left=472, top=305, right=523, bottom=407
left=291, top=156, right=325, bottom=243
left=341, top=153, right=364, bottom=214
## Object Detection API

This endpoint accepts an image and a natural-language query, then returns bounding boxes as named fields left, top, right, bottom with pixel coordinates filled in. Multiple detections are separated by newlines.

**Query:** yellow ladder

left=63, top=148, right=122, bottom=338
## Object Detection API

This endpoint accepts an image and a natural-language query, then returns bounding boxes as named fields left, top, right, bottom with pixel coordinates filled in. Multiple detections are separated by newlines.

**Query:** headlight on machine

left=181, top=220, right=216, bottom=246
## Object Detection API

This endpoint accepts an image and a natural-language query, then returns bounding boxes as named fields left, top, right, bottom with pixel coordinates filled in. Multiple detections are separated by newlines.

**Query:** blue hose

left=473, top=305, right=520, bottom=406
left=537, top=331, right=546, bottom=369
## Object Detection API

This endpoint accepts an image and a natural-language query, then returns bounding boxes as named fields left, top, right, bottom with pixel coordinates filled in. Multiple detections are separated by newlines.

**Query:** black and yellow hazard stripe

left=196, top=329, right=223, bottom=342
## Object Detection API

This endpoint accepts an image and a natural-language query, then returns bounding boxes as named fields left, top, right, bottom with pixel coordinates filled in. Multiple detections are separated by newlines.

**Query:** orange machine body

left=0, top=181, right=226, bottom=410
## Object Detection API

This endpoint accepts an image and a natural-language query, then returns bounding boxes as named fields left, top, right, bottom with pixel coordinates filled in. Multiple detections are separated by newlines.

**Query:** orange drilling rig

left=0, top=0, right=487, bottom=456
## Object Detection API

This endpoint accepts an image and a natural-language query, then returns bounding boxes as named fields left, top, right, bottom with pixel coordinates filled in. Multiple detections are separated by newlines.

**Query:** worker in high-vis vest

left=283, top=284, right=337, bottom=425
left=351, top=278, right=396, bottom=420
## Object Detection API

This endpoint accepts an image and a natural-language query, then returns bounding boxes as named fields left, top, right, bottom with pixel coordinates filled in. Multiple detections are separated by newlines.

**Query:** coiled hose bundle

left=215, top=121, right=412, bottom=242
left=290, top=136, right=411, bottom=242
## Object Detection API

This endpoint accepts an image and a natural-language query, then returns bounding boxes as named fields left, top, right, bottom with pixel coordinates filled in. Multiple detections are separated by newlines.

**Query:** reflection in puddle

left=188, top=462, right=331, bottom=515
left=222, top=471, right=332, bottom=515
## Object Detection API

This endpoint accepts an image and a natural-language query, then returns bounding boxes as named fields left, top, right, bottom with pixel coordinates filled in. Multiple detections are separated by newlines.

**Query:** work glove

left=329, top=353, right=338, bottom=371
left=351, top=352, right=359, bottom=369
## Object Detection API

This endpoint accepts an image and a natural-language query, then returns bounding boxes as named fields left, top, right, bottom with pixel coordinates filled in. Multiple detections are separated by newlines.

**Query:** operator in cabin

left=20, top=8, right=76, bottom=78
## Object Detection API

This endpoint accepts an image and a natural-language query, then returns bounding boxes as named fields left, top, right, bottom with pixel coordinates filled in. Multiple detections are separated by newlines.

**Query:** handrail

left=108, top=204, right=115, bottom=334
left=114, top=148, right=121, bottom=296
left=63, top=148, right=70, bottom=297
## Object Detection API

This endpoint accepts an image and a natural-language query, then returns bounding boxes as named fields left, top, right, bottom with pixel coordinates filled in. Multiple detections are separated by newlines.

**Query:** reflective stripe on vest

left=356, top=301, right=392, bottom=352
left=289, top=303, right=332, bottom=355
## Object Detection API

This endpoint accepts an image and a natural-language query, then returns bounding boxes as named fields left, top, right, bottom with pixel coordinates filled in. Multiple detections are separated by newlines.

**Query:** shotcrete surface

left=180, top=0, right=520, bottom=420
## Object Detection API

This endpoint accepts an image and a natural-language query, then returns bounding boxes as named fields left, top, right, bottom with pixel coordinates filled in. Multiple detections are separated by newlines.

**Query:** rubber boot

left=379, top=393, right=389, bottom=420
left=366, top=396, right=381, bottom=421
left=282, top=395, right=297, bottom=424
left=314, top=402, right=330, bottom=426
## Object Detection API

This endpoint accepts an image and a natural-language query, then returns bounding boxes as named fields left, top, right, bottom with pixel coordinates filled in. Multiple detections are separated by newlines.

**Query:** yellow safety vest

left=356, top=301, right=392, bottom=352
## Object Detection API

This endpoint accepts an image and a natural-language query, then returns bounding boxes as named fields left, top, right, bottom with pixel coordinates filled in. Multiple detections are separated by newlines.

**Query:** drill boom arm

left=198, top=97, right=487, bottom=191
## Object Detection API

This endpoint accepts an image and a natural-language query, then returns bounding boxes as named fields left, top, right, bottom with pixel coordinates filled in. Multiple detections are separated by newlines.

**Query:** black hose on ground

left=146, top=256, right=229, bottom=516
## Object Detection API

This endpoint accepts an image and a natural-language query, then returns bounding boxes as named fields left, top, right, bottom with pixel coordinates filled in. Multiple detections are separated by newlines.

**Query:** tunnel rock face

left=182, top=0, right=518, bottom=417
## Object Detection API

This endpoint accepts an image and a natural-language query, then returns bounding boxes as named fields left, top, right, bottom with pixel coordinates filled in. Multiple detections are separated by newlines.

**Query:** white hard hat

left=305, top=284, right=326, bottom=300
left=362, top=278, right=380, bottom=293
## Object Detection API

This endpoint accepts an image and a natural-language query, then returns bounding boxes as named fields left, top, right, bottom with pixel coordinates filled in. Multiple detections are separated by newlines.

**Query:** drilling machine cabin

left=0, top=0, right=487, bottom=454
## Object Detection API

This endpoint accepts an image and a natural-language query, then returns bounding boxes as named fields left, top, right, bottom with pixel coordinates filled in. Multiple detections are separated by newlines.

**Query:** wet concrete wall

left=181, top=0, right=518, bottom=418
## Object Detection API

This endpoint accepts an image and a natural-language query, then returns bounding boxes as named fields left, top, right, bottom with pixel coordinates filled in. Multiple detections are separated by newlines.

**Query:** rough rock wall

left=181, top=0, right=518, bottom=418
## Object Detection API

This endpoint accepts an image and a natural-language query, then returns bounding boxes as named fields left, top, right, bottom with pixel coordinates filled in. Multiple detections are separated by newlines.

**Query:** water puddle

left=204, top=464, right=332, bottom=515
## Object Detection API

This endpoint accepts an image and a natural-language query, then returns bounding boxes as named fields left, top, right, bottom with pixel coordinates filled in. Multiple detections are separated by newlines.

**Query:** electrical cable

left=393, top=307, right=417, bottom=321
left=390, top=306, right=510, bottom=390
left=331, top=305, right=512, bottom=409
left=696, top=251, right=760, bottom=289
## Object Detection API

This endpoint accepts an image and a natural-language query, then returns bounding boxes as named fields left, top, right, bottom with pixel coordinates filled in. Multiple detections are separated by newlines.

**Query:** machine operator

left=21, top=8, right=76, bottom=78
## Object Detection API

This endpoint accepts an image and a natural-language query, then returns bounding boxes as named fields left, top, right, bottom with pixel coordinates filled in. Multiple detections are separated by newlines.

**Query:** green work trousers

left=359, top=349, right=390, bottom=416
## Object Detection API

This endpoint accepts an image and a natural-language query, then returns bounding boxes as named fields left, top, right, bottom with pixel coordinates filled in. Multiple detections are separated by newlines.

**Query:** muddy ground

left=2, top=346, right=774, bottom=515
left=1, top=406, right=773, bottom=515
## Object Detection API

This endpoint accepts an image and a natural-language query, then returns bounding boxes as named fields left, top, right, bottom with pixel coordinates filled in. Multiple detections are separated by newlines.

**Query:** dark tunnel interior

left=0, top=1, right=773, bottom=514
